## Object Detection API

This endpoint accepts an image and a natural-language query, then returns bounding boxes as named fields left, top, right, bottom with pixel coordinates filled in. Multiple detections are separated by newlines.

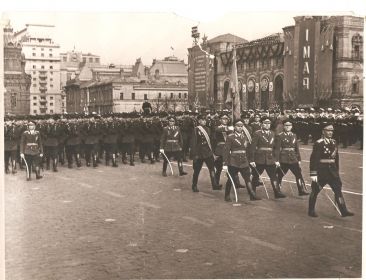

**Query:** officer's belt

left=26, top=143, right=38, bottom=146
left=258, top=147, right=272, bottom=151
left=217, top=142, right=225, bottom=145
left=282, top=148, right=295, bottom=151
left=232, top=150, right=246, bottom=154
left=166, top=140, right=178, bottom=142
left=320, top=159, right=335, bottom=163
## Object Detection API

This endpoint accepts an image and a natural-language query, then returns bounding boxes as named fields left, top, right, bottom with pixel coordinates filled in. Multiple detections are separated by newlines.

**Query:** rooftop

left=208, top=33, right=248, bottom=44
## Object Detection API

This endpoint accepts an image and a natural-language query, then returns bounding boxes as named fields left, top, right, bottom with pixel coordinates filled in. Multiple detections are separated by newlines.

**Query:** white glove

left=40, top=153, right=43, bottom=157
left=223, top=165, right=228, bottom=171
left=298, top=161, right=301, bottom=165
left=20, top=153, right=25, bottom=158
left=250, top=162, right=256, bottom=168
left=310, top=176, right=317, bottom=182
left=275, top=161, right=280, bottom=167
left=159, top=149, right=164, bottom=154
left=228, top=126, right=234, bottom=131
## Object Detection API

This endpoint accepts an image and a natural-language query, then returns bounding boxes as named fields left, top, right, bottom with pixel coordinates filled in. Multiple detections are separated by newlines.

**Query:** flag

left=229, top=47, right=240, bottom=120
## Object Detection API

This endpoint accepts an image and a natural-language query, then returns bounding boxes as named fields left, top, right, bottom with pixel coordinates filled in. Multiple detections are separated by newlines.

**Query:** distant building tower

left=3, top=20, right=31, bottom=115
left=14, top=24, right=63, bottom=115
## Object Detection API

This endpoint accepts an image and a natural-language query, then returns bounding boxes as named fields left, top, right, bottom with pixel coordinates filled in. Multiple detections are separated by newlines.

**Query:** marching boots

left=246, top=181, right=261, bottom=201
left=235, top=174, right=246, bottom=188
left=112, top=154, right=118, bottom=167
left=224, top=182, right=231, bottom=202
left=53, top=158, right=58, bottom=172
left=130, top=154, right=135, bottom=166
left=35, top=166, right=43, bottom=180
left=178, top=161, right=187, bottom=176
left=210, top=170, right=222, bottom=190
left=46, top=157, right=50, bottom=170
left=105, top=155, right=110, bottom=166
left=308, top=190, right=318, bottom=217
left=214, top=170, right=221, bottom=187
left=162, top=160, right=168, bottom=177
left=27, top=165, right=32, bottom=181
left=122, top=154, right=128, bottom=164
left=192, top=185, right=199, bottom=192
left=335, top=193, right=354, bottom=217
left=271, top=179, right=286, bottom=198
left=93, top=155, right=98, bottom=167
left=11, top=160, right=17, bottom=174
left=76, top=154, right=82, bottom=167
left=192, top=173, right=199, bottom=192
left=296, top=178, right=309, bottom=196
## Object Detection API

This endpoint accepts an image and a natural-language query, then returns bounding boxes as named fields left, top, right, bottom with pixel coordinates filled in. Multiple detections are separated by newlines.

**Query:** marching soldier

left=159, top=116, right=187, bottom=176
left=250, top=113, right=262, bottom=134
left=249, top=117, right=286, bottom=198
left=119, top=120, right=136, bottom=166
left=213, top=114, right=233, bottom=185
left=20, top=121, right=44, bottom=180
left=190, top=114, right=222, bottom=192
left=223, top=119, right=260, bottom=202
left=274, top=119, right=309, bottom=196
left=103, top=118, right=119, bottom=167
left=42, top=119, right=60, bottom=172
left=82, top=118, right=101, bottom=167
left=65, top=119, right=82, bottom=169
left=4, top=120, right=22, bottom=174
left=308, top=123, right=354, bottom=217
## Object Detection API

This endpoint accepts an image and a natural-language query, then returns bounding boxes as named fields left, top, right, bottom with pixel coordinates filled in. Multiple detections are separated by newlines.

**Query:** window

left=41, top=53, right=44, bottom=57
left=83, top=57, right=86, bottom=62
left=33, top=84, right=37, bottom=87
left=33, top=96, right=37, bottom=100
left=32, top=48, right=35, bottom=50
left=89, top=57, right=93, bottom=62
left=120, top=93, right=124, bottom=100
left=33, top=110, right=37, bottom=114
left=33, top=102, right=37, bottom=106
left=158, top=92, right=162, bottom=98
left=184, top=93, right=187, bottom=99
left=41, top=96, right=46, bottom=100
left=11, top=95, right=16, bottom=108
left=178, top=93, right=182, bottom=99
left=144, top=94, right=148, bottom=100
left=62, top=103, right=65, bottom=107
left=131, top=93, right=135, bottom=100
left=63, top=57, right=67, bottom=62
left=50, top=110, right=53, bottom=113
left=33, top=65, right=36, bottom=69
left=41, top=65, right=45, bottom=69
left=33, top=71, right=36, bottom=74
left=62, top=96, right=65, bottom=100
left=49, top=49, right=52, bottom=52
left=352, top=34, right=363, bottom=60
left=33, top=78, right=36, bottom=81
left=50, top=103, right=53, bottom=106
left=41, top=48, right=44, bottom=51
left=50, top=96, right=54, bottom=100
left=352, top=76, right=360, bottom=94
left=50, top=72, right=53, bottom=75
left=50, top=78, right=53, bottom=81
left=95, top=58, right=100, bottom=63
left=50, top=66, right=53, bottom=69
left=170, top=92, right=174, bottom=99
left=32, top=53, right=36, bottom=56
left=50, top=84, right=53, bottom=88
left=49, top=54, right=53, bottom=57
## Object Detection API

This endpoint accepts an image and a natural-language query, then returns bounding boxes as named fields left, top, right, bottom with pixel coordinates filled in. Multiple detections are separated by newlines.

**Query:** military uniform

left=103, top=121, right=119, bottom=167
left=190, top=118, right=222, bottom=192
left=82, top=120, right=101, bottom=167
left=65, top=121, right=82, bottom=168
left=4, top=122, right=21, bottom=174
left=42, top=121, right=61, bottom=172
left=274, top=129, right=308, bottom=196
left=250, top=123, right=286, bottom=198
left=213, top=121, right=231, bottom=184
left=160, top=118, right=187, bottom=176
left=308, top=126, right=354, bottom=217
left=223, top=130, right=259, bottom=201
left=119, top=122, right=136, bottom=166
left=20, top=124, right=44, bottom=180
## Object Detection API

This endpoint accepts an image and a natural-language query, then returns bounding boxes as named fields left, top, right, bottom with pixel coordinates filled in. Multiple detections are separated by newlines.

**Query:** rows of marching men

left=4, top=108, right=361, bottom=218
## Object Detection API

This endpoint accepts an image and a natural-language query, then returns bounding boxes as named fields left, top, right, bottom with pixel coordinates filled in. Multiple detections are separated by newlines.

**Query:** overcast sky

left=2, top=0, right=364, bottom=66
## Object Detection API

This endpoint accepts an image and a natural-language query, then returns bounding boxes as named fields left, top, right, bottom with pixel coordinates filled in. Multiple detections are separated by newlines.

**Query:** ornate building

left=3, top=21, right=31, bottom=115
left=188, top=15, right=363, bottom=111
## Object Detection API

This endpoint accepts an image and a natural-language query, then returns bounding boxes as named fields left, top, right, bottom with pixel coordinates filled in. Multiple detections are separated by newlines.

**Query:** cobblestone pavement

left=5, top=144, right=362, bottom=279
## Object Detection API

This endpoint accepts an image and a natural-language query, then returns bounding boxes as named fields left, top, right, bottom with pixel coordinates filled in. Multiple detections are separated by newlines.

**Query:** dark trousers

left=5, top=150, right=17, bottom=172
left=44, top=145, right=59, bottom=170
left=192, top=156, right=215, bottom=186
left=104, top=143, right=118, bottom=164
left=226, top=166, right=251, bottom=185
left=162, top=151, right=182, bottom=172
left=251, top=164, right=278, bottom=185
left=139, top=142, right=153, bottom=161
left=65, top=144, right=81, bottom=167
left=214, top=155, right=224, bottom=183
left=84, top=143, right=98, bottom=166
left=120, top=142, right=135, bottom=163
left=24, top=154, right=42, bottom=177
left=277, top=162, right=303, bottom=184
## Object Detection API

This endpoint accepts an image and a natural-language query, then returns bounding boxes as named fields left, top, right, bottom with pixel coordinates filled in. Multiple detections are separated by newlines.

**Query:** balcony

left=39, top=80, right=47, bottom=85
left=39, top=73, right=47, bottom=79
left=39, top=86, right=47, bottom=91
left=39, top=100, right=47, bottom=105
left=39, top=104, right=47, bottom=109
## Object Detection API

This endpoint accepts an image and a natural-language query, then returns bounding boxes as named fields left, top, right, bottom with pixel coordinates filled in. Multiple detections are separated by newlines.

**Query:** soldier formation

left=4, top=106, right=362, bottom=218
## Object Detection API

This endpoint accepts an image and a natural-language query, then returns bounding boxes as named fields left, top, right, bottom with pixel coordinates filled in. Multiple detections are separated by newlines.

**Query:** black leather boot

left=224, top=182, right=231, bottom=202
left=192, top=172, right=199, bottom=192
left=246, top=181, right=261, bottom=200
left=210, top=170, right=222, bottom=190
left=178, top=161, right=187, bottom=176
left=11, top=160, right=17, bottom=174
left=297, top=178, right=309, bottom=196
left=35, top=167, right=43, bottom=179
left=308, top=183, right=319, bottom=217
left=272, top=179, right=286, bottom=198
left=53, top=158, right=58, bottom=172
left=335, top=194, right=354, bottom=217
left=162, top=160, right=168, bottom=177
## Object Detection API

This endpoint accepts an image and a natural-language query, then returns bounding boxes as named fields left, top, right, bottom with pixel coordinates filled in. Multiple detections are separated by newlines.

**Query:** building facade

left=3, top=21, right=31, bottom=115
left=188, top=15, right=363, bottom=111
left=14, top=24, right=64, bottom=115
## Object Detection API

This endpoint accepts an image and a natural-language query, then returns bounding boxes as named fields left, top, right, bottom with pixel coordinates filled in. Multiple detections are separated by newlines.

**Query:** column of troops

left=5, top=107, right=362, bottom=218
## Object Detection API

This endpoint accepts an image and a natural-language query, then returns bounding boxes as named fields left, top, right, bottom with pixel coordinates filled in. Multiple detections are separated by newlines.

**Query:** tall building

left=188, top=15, right=363, bottom=111
left=14, top=24, right=63, bottom=115
left=3, top=20, right=31, bottom=115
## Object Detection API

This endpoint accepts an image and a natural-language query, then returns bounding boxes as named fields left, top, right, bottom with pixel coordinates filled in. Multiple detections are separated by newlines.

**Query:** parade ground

left=4, top=144, right=363, bottom=279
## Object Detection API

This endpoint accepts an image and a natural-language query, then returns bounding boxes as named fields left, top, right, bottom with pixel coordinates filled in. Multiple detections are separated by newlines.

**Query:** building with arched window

left=188, top=15, right=363, bottom=110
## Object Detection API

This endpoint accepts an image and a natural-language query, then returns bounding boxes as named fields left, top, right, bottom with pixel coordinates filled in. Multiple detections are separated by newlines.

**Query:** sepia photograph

left=1, top=1, right=365, bottom=279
